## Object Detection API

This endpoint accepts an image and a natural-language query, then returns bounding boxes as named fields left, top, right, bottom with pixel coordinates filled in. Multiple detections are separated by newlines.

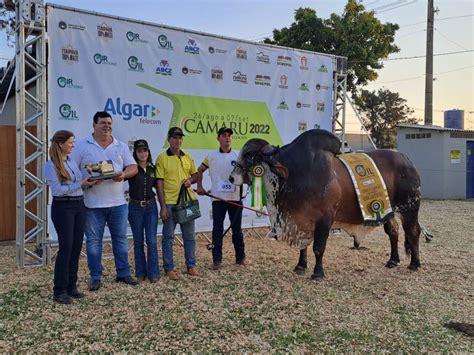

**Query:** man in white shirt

left=71, top=111, right=138, bottom=291
left=197, top=127, right=246, bottom=270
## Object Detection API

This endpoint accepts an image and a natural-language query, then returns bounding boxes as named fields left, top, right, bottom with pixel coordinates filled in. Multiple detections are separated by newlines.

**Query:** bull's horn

left=261, top=144, right=279, bottom=156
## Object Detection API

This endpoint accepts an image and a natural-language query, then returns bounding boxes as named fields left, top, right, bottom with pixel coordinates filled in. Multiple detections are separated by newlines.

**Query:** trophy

left=84, top=160, right=122, bottom=181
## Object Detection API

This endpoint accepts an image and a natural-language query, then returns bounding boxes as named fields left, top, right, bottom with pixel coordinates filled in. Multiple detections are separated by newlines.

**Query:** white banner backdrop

left=46, top=5, right=337, bottom=238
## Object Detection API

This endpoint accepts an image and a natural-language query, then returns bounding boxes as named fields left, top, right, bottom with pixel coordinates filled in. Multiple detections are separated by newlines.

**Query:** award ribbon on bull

left=251, top=164, right=266, bottom=210
left=84, top=160, right=122, bottom=181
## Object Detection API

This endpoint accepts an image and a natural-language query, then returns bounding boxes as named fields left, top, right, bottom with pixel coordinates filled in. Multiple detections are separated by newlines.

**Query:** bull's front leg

left=311, top=219, right=332, bottom=281
left=293, top=248, right=307, bottom=275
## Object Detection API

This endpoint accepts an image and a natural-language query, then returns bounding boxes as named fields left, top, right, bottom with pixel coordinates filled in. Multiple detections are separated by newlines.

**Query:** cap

left=134, top=139, right=149, bottom=150
left=217, top=127, right=233, bottom=137
left=167, top=127, right=185, bottom=138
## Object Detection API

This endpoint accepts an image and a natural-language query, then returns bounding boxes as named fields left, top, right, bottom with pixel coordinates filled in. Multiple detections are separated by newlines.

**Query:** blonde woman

left=44, top=130, right=96, bottom=304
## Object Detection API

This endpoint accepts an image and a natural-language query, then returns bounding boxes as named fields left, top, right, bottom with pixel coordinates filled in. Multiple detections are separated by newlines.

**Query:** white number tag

left=218, top=179, right=236, bottom=193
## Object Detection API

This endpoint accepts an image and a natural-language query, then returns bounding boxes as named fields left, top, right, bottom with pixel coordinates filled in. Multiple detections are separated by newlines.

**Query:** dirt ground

left=0, top=199, right=472, bottom=352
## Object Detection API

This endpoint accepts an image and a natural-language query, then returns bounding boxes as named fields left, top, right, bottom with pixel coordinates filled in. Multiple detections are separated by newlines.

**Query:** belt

left=129, top=198, right=156, bottom=207
left=53, top=196, right=84, bottom=201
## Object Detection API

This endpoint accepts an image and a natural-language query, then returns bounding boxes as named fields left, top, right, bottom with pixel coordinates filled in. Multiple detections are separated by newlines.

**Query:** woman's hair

left=133, top=147, right=153, bottom=165
left=49, top=130, right=74, bottom=182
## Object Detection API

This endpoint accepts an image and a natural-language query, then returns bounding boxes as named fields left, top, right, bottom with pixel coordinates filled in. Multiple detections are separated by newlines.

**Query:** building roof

left=397, top=124, right=474, bottom=134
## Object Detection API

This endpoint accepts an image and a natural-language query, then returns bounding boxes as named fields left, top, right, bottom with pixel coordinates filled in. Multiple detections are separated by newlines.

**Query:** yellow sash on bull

left=338, top=153, right=394, bottom=225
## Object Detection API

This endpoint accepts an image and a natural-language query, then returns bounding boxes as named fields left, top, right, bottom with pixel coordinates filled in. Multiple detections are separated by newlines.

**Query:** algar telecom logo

left=104, top=97, right=160, bottom=122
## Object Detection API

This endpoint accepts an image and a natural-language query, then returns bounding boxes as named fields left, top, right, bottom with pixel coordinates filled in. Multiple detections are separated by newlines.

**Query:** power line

left=349, top=49, right=473, bottom=63
left=435, top=28, right=468, bottom=51
left=374, top=0, right=419, bottom=14
left=371, top=65, right=473, bottom=84
left=398, top=14, right=474, bottom=28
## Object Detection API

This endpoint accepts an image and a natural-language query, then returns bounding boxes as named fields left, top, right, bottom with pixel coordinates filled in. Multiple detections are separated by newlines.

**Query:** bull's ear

left=271, top=161, right=289, bottom=179
left=261, top=144, right=279, bottom=156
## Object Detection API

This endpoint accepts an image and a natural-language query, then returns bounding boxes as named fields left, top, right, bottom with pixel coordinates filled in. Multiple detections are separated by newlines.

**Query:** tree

left=355, top=88, right=418, bottom=148
left=264, top=1, right=399, bottom=94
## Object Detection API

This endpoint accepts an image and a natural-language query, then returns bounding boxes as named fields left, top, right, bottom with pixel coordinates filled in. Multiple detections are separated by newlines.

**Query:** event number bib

left=218, top=179, right=236, bottom=193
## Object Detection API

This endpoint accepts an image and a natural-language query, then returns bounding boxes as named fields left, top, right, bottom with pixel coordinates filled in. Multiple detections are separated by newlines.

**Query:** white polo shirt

left=71, top=134, right=135, bottom=208
left=202, top=149, right=240, bottom=201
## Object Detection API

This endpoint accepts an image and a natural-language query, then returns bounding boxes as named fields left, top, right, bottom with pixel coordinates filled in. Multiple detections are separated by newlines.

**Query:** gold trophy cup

left=84, top=160, right=121, bottom=181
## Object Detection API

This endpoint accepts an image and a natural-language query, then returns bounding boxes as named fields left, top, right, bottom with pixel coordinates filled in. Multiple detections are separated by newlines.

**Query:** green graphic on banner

left=137, top=83, right=283, bottom=149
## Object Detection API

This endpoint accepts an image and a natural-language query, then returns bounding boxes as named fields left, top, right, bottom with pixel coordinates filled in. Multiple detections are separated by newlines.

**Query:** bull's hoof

left=408, top=263, right=420, bottom=271
left=293, top=266, right=306, bottom=275
left=310, top=273, right=324, bottom=282
left=385, top=260, right=399, bottom=268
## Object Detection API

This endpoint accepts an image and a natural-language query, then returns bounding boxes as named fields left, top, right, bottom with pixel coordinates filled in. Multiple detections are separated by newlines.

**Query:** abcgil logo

left=158, top=34, right=173, bottom=50
left=97, top=22, right=113, bottom=39
left=93, top=53, right=116, bottom=66
left=185, top=39, right=200, bottom=54
left=156, top=59, right=172, bottom=76
left=57, top=76, right=83, bottom=89
left=128, top=56, right=144, bottom=72
left=59, top=104, right=78, bottom=120
left=126, top=31, right=148, bottom=43
left=61, top=46, right=79, bottom=63
left=104, top=97, right=161, bottom=124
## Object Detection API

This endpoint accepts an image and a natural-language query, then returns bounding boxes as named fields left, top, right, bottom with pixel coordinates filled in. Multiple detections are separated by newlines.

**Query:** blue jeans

left=162, top=204, right=196, bottom=272
left=128, top=201, right=159, bottom=278
left=85, top=204, right=131, bottom=281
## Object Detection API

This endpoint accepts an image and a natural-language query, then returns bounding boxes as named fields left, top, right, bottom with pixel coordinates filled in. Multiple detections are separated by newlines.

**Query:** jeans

left=51, top=199, right=86, bottom=296
left=84, top=204, right=131, bottom=281
left=161, top=204, right=196, bottom=272
left=128, top=201, right=159, bottom=278
left=212, top=200, right=245, bottom=263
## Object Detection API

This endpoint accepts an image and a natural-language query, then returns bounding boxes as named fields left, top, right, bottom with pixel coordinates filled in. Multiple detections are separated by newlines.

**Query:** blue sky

left=1, top=0, right=472, bottom=129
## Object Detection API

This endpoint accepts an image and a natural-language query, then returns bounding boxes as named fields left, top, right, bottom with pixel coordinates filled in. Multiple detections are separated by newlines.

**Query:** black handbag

left=171, top=185, right=201, bottom=224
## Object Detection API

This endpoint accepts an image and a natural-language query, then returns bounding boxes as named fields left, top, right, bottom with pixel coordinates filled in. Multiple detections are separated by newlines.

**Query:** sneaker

left=236, top=259, right=247, bottom=266
left=165, top=271, right=179, bottom=281
left=53, top=293, right=73, bottom=305
left=88, top=279, right=102, bottom=292
left=68, top=289, right=85, bottom=299
left=115, top=276, right=139, bottom=286
left=149, top=277, right=160, bottom=283
left=187, top=267, right=200, bottom=277
left=212, top=262, right=221, bottom=270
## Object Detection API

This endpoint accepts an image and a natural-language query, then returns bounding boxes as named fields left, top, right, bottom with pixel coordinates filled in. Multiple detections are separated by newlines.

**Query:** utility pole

left=424, top=0, right=434, bottom=125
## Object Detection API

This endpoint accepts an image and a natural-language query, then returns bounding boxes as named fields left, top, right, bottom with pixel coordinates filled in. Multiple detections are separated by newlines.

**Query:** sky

left=1, top=0, right=473, bottom=131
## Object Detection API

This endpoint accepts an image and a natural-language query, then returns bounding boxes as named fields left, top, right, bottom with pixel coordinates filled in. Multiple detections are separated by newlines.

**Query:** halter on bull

left=229, top=129, right=422, bottom=281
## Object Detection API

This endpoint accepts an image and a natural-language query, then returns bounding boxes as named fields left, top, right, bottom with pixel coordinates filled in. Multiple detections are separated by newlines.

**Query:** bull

left=229, top=129, right=422, bottom=281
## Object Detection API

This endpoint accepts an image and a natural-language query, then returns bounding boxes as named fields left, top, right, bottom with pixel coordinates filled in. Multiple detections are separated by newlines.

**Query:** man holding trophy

left=71, top=111, right=139, bottom=291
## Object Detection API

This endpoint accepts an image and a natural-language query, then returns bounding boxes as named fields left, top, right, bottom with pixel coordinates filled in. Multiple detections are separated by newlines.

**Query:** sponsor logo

left=208, top=46, right=227, bottom=54
left=104, top=97, right=161, bottom=124
left=57, top=76, right=83, bottom=89
left=61, top=46, right=79, bottom=63
left=97, top=22, right=113, bottom=39
left=279, top=75, right=288, bottom=89
left=296, top=102, right=311, bottom=109
left=233, top=71, right=247, bottom=84
left=58, top=20, right=85, bottom=31
left=236, top=46, right=247, bottom=60
left=128, top=56, right=144, bottom=72
left=158, top=34, right=173, bottom=50
left=318, top=64, right=328, bottom=73
left=211, top=66, right=223, bottom=80
left=317, top=102, right=325, bottom=112
left=277, top=55, right=292, bottom=67
left=299, top=83, right=309, bottom=91
left=255, top=74, right=271, bottom=86
left=277, top=100, right=289, bottom=110
left=185, top=38, right=200, bottom=54
left=93, top=53, right=116, bottom=66
left=300, top=56, right=308, bottom=70
left=182, top=66, right=202, bottom=75
left=256, top=51, right=270, bottom=64
left=59, top=104, right=79, bottom=121
left=316, top=83, right=330, bottom=91
left=126, top=31, right=148, bottom=43
left=156, top=59, right=172, bottom=76
left=298, top=121, right=307, bottom=131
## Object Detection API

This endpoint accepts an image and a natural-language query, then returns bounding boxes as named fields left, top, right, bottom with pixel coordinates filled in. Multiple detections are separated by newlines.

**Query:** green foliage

left=265, top=0, right=399, bottom=94
left=355, top=88, right=418, bottom=148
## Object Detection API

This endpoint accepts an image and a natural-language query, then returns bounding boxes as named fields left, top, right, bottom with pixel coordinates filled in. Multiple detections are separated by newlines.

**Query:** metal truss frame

left=15, top=0, right=48, bottom=267
left=332, top=67, right=347, bottom=144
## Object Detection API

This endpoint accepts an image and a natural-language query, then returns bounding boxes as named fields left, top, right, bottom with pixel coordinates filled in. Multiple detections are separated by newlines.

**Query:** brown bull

left=229, top=129, right=422, bottom=281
